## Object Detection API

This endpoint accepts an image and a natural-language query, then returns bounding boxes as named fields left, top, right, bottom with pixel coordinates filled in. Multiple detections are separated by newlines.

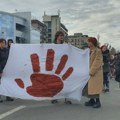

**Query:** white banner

left=0, top=44, right=90, bottom=101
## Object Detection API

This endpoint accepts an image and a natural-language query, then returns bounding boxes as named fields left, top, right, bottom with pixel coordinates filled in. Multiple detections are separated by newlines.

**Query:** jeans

left=103, top=72, right=109, bottom=89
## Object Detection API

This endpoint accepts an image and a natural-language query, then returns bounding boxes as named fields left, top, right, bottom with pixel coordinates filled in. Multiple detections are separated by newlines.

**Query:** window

left=48, top=34, right=51, bottom=37
left=48, top=29, right=51, bottom=33
left=47, top=22, right=51, bottom=28
left=16, top=23, right=25, bottom=31
left=0, top=14, right=14, bottom=41
left=48, top=39, right=51, bottom=43
left=16, top=36, right=25, bottom=43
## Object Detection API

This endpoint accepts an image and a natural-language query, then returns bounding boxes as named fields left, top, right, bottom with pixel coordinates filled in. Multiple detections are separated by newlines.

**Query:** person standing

left=114, top=53, right=120, bottom=83
left=0, top=38, right=8, bottom=102
left=109, top=55, right=115, bottom=78
left=101, top=45, right=110, bottom=92
left=83, top=37, right=103, bottom=108
left=51, top=31, right=72, bottom=104
left=7, top=39, right=14, bottom=51
left=0, top=38, right=14, bottom=102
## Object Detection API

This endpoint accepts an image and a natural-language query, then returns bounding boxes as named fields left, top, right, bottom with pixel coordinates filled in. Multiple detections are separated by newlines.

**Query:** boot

left=65, top=100, right=72, bottom=104
left=51, top=99, right=58, bottom=104
left=6, top=96, right=14, bottom=101
left=93, top=98, right=101, bottom=108
left=65, top=98, right=72, bottom=104
left=85, top=99, right=95, bottom=106
left=105, top=88, right=109, bottom=92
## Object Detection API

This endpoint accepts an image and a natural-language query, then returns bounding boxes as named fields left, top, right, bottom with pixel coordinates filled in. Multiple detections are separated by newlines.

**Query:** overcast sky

left=0, top=0, right=120, bottom=49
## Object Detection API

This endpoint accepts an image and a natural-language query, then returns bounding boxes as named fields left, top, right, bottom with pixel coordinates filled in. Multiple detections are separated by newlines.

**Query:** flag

left=0, top=44, right=90, bottom=101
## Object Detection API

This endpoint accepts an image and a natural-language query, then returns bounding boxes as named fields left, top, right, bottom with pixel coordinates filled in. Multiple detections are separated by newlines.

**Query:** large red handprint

left=15, top=49, right=73, bottom=97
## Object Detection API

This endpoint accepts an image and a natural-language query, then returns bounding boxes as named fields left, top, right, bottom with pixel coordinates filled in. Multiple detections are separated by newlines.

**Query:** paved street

left=0, top=78, right=120, bottom=120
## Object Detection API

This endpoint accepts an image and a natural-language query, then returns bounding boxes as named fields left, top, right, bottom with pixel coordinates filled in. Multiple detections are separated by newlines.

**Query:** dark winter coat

left=0, top=48, right=9, bottom=73
left=102, top=50, right=110, bottom=73
left=115, top=55, right=120, bottom=82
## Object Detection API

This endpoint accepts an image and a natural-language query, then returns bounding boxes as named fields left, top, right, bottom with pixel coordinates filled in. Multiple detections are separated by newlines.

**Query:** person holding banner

left=0, top=38, right=8, bottom=102
left=83, top=37, right=103, bottom=108
left=0, top=38, right=14, bottom=102
left=51, top=31, right=72, bottom=104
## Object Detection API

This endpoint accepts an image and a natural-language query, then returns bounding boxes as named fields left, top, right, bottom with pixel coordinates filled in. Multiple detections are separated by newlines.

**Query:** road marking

left=0, top=105, right=26, bottom=119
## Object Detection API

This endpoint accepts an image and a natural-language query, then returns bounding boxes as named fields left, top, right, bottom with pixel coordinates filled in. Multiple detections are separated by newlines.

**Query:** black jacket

left=102, top=50, right=110, bottom=73
left=0, top=48, right=9, bottom=73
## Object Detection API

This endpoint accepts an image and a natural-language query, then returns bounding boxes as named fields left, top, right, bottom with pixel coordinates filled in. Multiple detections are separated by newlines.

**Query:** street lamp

left=97, top=34, right=100, bottom=41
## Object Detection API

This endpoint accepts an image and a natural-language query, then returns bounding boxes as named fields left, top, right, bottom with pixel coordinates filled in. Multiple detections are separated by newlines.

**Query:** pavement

left=0, top=78, right=120, bottom=120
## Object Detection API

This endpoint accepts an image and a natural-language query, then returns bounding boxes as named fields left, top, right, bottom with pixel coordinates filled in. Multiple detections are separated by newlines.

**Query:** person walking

left=83, top=37, right=103, bottom=108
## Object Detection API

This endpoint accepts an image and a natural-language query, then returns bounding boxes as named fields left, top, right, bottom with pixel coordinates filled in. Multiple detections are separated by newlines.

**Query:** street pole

left=97, top=34, right=100, bottom=42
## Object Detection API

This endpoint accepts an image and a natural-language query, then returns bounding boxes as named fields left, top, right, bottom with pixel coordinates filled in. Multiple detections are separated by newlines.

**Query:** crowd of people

left=51, top=31, right=120, bottom=108
left=82, top=37, right=120, bottom=108
left=0, top=31, right=120, bottom=109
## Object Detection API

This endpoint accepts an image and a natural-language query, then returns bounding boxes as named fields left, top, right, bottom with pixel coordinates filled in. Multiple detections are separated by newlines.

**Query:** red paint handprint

left=15, top=49, right=73, bottom=97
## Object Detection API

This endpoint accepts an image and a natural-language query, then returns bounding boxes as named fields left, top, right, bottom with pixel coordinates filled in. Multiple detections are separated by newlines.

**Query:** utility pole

left=97, top=34, right=100, bottom=42
left=58, top=9, right=60, bottom=16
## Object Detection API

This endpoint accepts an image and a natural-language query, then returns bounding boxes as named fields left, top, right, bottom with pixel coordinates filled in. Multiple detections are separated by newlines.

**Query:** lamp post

left=97, top=34, right=100, bottom=42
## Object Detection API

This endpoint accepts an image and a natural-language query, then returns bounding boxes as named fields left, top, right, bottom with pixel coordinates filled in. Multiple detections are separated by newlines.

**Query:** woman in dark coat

left=0, top=39, right=9, bottom=75
left=0, top=38, right=14, bottom=102
left=114, top=53, right=120, bottom=83
left=0, top=38, right=9, bottom=102
left=109, top=55, right=115, bottom=78
left=101, top=45, right=110, bottom=92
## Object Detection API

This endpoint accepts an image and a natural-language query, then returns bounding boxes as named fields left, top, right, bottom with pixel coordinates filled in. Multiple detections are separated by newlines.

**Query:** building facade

left=43, top=13, right=68, bottom=43
left=13, top=12, right=31, bottom=43
left=0, top=11, right=46, bottom=44
left=31, top=19, right=47, bottom=44
left=68, top=33, right=88, bottom=48
left=0, top=11, right=31, bottom=43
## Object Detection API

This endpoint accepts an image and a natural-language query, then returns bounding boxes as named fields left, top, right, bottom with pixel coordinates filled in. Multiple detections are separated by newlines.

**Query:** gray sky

left=0, top=0, right=120, bottom=49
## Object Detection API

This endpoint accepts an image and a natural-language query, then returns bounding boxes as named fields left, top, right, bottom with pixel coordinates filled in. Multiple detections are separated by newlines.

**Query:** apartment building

left=43, top=13, right=68, bottom=43
left=31, top=19, right=47, bottom=44
left=0, top=11, right=46, bottom=44
left=68, top=33, right=88, bottom=48
left=0, top=11, right=30, bottom=43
